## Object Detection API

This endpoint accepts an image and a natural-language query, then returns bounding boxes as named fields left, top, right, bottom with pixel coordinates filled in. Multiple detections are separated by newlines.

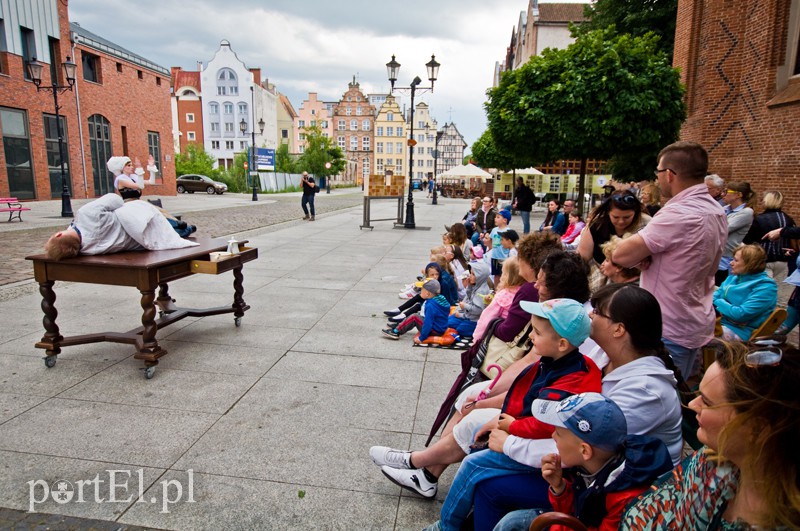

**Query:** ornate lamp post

left=386, top=54, right=440, bottom=229
left=27, top=56, right=77, bottom=217
left=325, top=161, right=332, bottom=194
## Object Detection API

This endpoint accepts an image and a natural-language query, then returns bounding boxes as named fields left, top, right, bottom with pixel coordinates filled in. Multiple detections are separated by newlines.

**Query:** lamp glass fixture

left=27, top=57, right=44, bottom=86
left=386, top=55, right=400, bottom=87
left=239, top=118, right=247, bottom=134
left=62, top=56, right=77, bottom=86
left=426, top=54, right=440, bottom=83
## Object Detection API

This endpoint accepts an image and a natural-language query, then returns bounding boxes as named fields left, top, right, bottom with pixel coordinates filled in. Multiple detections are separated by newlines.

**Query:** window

left=298, top=145, right=305, bottom=153
left=298, top=119, right=306, bottom=128
left=87, top=114, right=113, bottom=195
left=217, top=68, right=238, bottom=97
left=147, top=131, right=162, bottom=183
left=311, top=109, right=316, bottom=115
left=218, top=86, right=226, bottom=96
left=224, top=122, right=234, bottom=132
left=338, top=136, right=345, bottom=148
left=427, top=147, right=433, bottom=154
left=549, top=175, right=561, bottom=193
left=387, top=127, right=394, bottom=137
left=417, top=147, right=424, bottom=154
left=362, top=137, right=370, bottom=150
left=20, top=27, right=36, bottom=81
left=282, top=129, right=289, bottom=139
left=137, top=70, right=143, bottom=80
left=397, top=127, right=403, bottom=137
left=240, top=141, right=246, bottom=150
left=377, top=158, right=384, bottom=172
left=299, top=133, right=306, bottom=141
left=209, top=103, right=219, bottom=114
left=187, top=131, right=196, bottom=141
left=362, top=157, right=369, bottom=177
left=225, top=141, right=234, bottom=149
left=387, top=113, right=394, bottom=121
left=211, top=122, right=219, bottom=132
left=350, top=136, right=357, bottom=150
left=338, top=119, right=345, bottom=130
left=427, top=160, right=433, bottom=167
left=345, top=107, right=352, bottom=116
left=362, top=119, right=370, bottom=131
left=377, top=126, right=384, bottom=136
left=321, top=120, right=328, bottom=128
left=212, top=140, right=220, bottom=149
left=396, top=142, right=403, bottom=154
left=41, top=113, right=71, bottom=198
left=81, top=50, right=101, bottom=83
left=0, top=20, right=7, bottom=74
left=386, top=158, right=393, bottom=167
left=417, top=159, right=424, bottom=167
left=356, top=106, right=363, bottom=116
left=376, top=142, right=384, bottom=153
left=223, top=103, right=234, bottom=114
left=350, top=120, right=357, bottom=131
left=186, top=113, right=195, bottom=123
left=238, top=103, right=247, bottom=114
left=156, top=77, right=161, bottom=86
left=418, top=121, right=425, bottom=128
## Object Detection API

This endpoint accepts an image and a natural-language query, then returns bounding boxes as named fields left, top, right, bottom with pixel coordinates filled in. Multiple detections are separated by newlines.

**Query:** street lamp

left=386, top=54, right=440, bottom=229
left=27, top=56, right=77, bottom=217
left=325, top=161, right=332, bottom=194
left=248, top=86, right=264, bottom=201
left=239, top=118, right=248, bottom=193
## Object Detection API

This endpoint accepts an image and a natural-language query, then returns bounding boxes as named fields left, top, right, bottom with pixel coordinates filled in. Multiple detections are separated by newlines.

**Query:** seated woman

left=713, top=244, right=777, bottom=342
left=560, top=211, right=584, bottom=246
left=598, top=235, right=641, bottom=285
left=108, top=155, right=153, bottom=201
left=640, top=182, right=661, bottom=217
left=446, top=222, right=474, bottom=261
left=622, top=341, right=800, bottom=529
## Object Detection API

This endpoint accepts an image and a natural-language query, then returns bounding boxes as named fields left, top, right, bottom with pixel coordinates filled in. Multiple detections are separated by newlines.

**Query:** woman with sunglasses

left=622, top=341, right=800, bottom=529
left=716, top=181, right=755, bottom=286
left=577, top=190, right=647, bottom=292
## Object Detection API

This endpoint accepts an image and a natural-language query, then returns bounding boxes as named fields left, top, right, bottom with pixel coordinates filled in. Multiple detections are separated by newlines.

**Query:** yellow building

left=374, top=95, right=406, bottom=175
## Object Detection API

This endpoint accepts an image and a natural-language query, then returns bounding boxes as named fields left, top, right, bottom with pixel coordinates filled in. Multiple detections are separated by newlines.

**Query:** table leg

left=156, top=282, right=177, bottom=313
left=134, top=289, right=166, bottom=362
left=38, top=281, right=62, bottom=359
left=232, top=266, right=247, bottom=319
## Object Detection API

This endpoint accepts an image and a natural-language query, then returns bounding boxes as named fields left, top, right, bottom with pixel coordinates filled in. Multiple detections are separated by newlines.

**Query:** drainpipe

left=71, top=32, right=88, bottom=197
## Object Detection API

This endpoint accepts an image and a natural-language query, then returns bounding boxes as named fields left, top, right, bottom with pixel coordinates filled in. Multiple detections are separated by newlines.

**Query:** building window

left=356, top=106, right=363, bottom=116
left=147, top=131, right=162, bottom=183
left=387, top=127, right=394, bottom=137
left=549, top=176, right=561, bottom=193
left=387, top=113, right=394, bottom=121
left=299, top=133, right=306, bottom=141
left=397, top=127, right=403, bottom=137
left=377, top=126, right=384, bottom=136
left=427, top=160, right=433, bottom=167
left=187, top=131, right=196, bottom=141
left=386, top=158, right=393, bottom=167
left=362, top=137, right=370, bottom=150
left=238, top=103, right=247, bottom=114
left=386, top=143, right=393, bottom=154
left=1, top=108, right=36, bottom=199
left=282, top=129, right=289, bottom=139
left=321, top=120, right=328, bottom=128
left=311, top=120, right=316, bottom=126
left=20, top=27, right=36, bottom=81
left=376, top=142, right=384, bottom=154
left=417, top=147, right=424, bottom=155
left=209, top=103, right=219, bottom=114
left=217, top=68, right=238, bottom=97
left=298, top=119, right=305, bottom=128
left=156, top=77, right=161, bottom=86
left=338, top=136, right=345, bottom=148
left=186, top=113, right=195, bottom=123
left=350, top=136, right=358, bottom=150
left=240, top=141, right=246, bottom=150
left=311, top=109, right=316, bottom=115
left=362, top=157, right=369, bottom=177
left=210, top=122, right=219, bottom=132
left=218, top=86, right=226, bottom=96
left=212, top=140, right=220, bottom=149
left=223, top=102, right=234, bottom=114
left=225, top=122, right=234, bottom=132
left=87, top=114, right=113, bottom=195
left=396, top=142, right=403, bottom=154
left=338, top=119, right=345, bottom=130
left=377, top=158, right=384, bottom=172
left=418, top=121, right=425, bottom=128
left=350, top=120, right=357, bottom=131
left=417, top=159, right=424, bottom=167
left=298, top=145, right=305, bottom=153
left=346, top=107, right=352, bottom=115
left=137, top=70, right=143, bottom=80
left=81, top=50, right=101, bottom=83
left=225, top=141, right=234, bottom=150
left=362, top=119, right=370, bottom=131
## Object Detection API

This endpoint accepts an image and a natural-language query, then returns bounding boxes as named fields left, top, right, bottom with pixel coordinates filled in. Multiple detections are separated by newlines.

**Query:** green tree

left=578, top=1, right=678, bottom=61
left=296, top=125, right=346, bottom=180
left=174, top=142, right=217, bottom=177
left=471, top=129, right=528, bottom=171
left=275, top=143, right=297, bottom=173
left=486, top=27, right=685, bottom=206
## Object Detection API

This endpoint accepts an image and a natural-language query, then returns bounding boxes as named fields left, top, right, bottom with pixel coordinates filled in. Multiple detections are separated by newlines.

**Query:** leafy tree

left=577, top=0, right=678, bottom=61
left=275, top=143, right=297, bottom=173
left=296, top=125, right=346, bottom=179
left=471, top=129, right=528, bottom=171
left=174, top=143, right=217, bottom=178
left=486, top=27, right=685, bottom=208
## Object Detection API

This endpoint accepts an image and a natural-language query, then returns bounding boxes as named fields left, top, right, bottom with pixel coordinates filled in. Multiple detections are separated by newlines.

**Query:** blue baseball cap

left=498, top=209, right=512, bottom=222
left=520, top=298, right=590, bottom=347
left=532, top=392, right=627, bottom=451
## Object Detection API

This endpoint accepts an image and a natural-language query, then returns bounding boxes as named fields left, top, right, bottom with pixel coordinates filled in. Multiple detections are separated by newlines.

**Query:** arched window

left=87, top=114, right=114, bottom=195
left=216, top=68, right=239, bottom=96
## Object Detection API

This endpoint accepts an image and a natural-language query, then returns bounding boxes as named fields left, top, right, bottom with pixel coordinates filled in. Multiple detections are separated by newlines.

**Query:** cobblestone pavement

left=0, top=506, right=158, bottom=530
left=0, top=193, right=363, bottom=289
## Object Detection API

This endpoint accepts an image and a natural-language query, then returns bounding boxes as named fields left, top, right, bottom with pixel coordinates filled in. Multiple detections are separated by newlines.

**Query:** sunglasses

left=609, top=194, right=639, bottom=206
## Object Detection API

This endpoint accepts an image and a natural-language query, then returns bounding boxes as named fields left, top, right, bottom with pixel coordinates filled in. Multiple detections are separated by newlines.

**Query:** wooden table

left=26, top=237, right=258, bottom=379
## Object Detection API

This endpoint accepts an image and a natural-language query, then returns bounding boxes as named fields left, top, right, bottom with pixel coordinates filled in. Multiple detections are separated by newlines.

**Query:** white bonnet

left=107, top=156, right=131, bottom=175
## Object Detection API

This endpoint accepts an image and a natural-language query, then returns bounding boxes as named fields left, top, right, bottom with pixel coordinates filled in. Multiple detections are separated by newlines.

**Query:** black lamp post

left=27, top=56, right=77, bottom=217
left=386, top=54, right=440, bottom=229
left=239, top=117, right=249, bottom=194
left=325, top=161, right=332, bottom=194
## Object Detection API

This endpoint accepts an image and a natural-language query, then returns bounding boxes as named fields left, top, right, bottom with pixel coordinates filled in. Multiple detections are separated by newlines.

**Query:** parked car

left=176, top=174, right=227, bottom=195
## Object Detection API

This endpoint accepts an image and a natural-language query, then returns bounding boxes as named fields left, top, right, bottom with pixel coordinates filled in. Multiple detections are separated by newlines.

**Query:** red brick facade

left=674, top=0, right=800, bottom=213
left=334, top=78, right=375, bottom=184
left=0, top=0, right=174, bottom=201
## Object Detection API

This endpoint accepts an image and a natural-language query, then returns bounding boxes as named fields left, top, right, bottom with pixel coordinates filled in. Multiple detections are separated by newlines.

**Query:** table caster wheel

left=144, top=366, right=156, bottom=379
left=44, top=356, right=57, bottom=368
left=234, top=317, right=242, bottom=327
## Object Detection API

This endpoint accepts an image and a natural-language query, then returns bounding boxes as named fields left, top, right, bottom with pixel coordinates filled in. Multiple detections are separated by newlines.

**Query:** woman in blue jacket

left=713, top=244, right=777, bottom=342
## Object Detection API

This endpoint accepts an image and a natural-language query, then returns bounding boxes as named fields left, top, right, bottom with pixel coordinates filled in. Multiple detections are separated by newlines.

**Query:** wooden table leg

left=37, top=281, right=62, bottom=364
left=156, top=282, right=177, bottom=313
left=134, top=288, right=166, bottom=363
left=231, top=266, right=250, bottom=326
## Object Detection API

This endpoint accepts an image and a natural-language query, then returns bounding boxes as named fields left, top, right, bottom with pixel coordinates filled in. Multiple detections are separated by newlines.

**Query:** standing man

left=301, top=171, right=316, bottom=221
left=512, top=177, right=534, bottom=234
left=612, top=142, right=726, bottom=379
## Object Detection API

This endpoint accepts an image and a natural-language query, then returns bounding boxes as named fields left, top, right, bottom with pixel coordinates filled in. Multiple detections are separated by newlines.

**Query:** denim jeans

left=493, top=508, right=548, bottom=531
left=301, top=193, right=315, bottom=216
left=439, top=449, right=537, bottom=531
left=663, top=338, right=701, bottom=379
left=474, top=472, right=551, bottom=530
left=518, top=211, right=531, bottom=234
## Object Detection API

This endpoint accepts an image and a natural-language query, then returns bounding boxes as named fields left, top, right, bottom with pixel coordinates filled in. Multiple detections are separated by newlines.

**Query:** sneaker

left=302, top=215, right=310, bottom=220
left=422, top=521, right=442, bottom=531
left=389, top=313, right=406, bottom=323
left=381, top=328, right=400, bottom=340
left=380, top=466, right=437, bottom=498
left=384, top=309, right=401, bottom=317
left=369, top=446, right=412, bottom=469
left=310, top=216, right=315, bottom=221
left=398, top=290, right=416, bottom=299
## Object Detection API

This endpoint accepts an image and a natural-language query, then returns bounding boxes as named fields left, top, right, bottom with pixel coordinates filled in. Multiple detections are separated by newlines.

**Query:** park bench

left=0, top=197, right=31, bottom=222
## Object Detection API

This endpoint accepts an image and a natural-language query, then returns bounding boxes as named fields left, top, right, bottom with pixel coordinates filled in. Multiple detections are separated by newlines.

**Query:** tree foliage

left=486, top=27, right=685, bottom=181
left=174, top=142, right=219, bottom=178
left=577, top=0, right=678, bottom=61
left=296, top=125, right=346, bottom=178
left=275, top=143, right=297, bottom=173
left=471, top=129, right=526, bottom=171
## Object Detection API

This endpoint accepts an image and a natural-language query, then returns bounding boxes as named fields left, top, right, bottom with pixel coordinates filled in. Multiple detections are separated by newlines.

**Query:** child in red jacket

left=535, top=393, right=673, bottom=531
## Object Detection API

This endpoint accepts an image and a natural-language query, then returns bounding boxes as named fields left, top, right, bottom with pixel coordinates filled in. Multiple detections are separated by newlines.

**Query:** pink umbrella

left=475, top=364, right=503, bottom=401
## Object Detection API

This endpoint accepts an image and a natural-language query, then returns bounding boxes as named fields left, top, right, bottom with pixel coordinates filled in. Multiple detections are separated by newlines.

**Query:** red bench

left=0, top=197, right=31, bottom=222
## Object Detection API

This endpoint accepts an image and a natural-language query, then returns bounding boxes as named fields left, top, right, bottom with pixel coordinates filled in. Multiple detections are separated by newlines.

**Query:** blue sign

left=256, top=148, right=275, bottom=171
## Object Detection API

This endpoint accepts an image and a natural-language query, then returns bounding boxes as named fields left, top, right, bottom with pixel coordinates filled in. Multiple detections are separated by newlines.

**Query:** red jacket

left=549, top=482, right=646, bottom=531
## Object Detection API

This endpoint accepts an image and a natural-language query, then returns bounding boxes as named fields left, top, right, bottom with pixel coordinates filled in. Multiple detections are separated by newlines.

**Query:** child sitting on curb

left=471, top=257, right=525, bottom=342
left=447, top=260, right=492, bottom=337
left=494, top=392, right=672, bottom=531
left=501, top=229, right=519, bottom=259
left=382, top=279, right=450, bottom=343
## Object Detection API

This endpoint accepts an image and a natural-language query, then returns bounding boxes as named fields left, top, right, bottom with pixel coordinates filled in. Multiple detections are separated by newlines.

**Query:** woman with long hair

left=716, top=181, right=755, bottom=285
left=623, top=341, right=800, bottom=529
left=640, top=182, right=661, bottom=217
left=539, top=200, right=567, bottom=235
left=447, top=222, right=474, bottom=261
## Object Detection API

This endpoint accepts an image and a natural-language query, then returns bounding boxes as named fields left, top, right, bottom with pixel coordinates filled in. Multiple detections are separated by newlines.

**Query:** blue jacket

left=424, top=262, right=458, bottom=306
left=420, top=295, right=451, bottom=341
left=713, top=271, right=777, bottom=340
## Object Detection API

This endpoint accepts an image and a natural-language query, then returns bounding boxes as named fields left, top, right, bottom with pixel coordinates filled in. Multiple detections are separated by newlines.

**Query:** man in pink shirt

left=613, top=142, right=726, bottom=378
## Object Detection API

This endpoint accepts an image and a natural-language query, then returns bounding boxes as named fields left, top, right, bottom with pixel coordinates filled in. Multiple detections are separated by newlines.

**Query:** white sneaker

left=380, top=466, right=438, bottom=498
left=370, top=446, right=412, bottom=469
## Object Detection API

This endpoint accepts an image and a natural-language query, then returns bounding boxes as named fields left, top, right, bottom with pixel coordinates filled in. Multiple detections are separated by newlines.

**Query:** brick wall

left=674, top=0, right=800, bottom=215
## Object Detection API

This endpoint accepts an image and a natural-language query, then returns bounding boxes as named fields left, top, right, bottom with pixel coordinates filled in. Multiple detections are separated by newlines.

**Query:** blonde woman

left=471, top=257, right=526, bottom=342
left=640, top=182, right=661, bottom=217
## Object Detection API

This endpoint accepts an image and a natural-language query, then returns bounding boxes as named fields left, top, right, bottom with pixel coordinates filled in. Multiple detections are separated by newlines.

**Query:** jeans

left=492, top=508, right=548, bottom=531
left=447, top=315, right=477, bottom=337
left=439, top=449, right=537, bottom=531
left=663, top=337, right=701, bottom=379
left=475, top=473, right=551, bottom=530
left=301, top=193, right=315, bottom=216
left=518, top=211, right=531, bottom=234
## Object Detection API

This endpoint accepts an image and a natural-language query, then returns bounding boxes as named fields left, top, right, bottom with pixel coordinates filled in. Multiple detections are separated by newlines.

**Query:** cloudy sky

left=69, top=0, right=588, bottom=151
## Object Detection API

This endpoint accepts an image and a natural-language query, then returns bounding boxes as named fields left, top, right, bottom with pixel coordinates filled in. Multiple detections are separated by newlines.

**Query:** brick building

left=170, top=68, right=203, bottom=154
left=333, top=77, right=375, bottom=184
left=674, top=0, right=800, bottom=209
left=295, top=92, right=332, bottom=153
left=0, top=0, right=173, bottom=201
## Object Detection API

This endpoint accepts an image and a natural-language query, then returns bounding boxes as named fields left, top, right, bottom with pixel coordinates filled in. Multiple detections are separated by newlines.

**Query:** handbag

left=480, top=321, right=533, bottom=377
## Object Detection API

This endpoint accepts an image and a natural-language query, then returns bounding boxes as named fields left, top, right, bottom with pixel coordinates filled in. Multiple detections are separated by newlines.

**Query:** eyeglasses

left=653, top=168, right=673, bottom=177
left=610, top=194, right=639, bottom=207
left=726, top=189, right=741, bottom=195
left=745, top=336, right=786, bottom=367
left=591, top=307, right=611, bottom=320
